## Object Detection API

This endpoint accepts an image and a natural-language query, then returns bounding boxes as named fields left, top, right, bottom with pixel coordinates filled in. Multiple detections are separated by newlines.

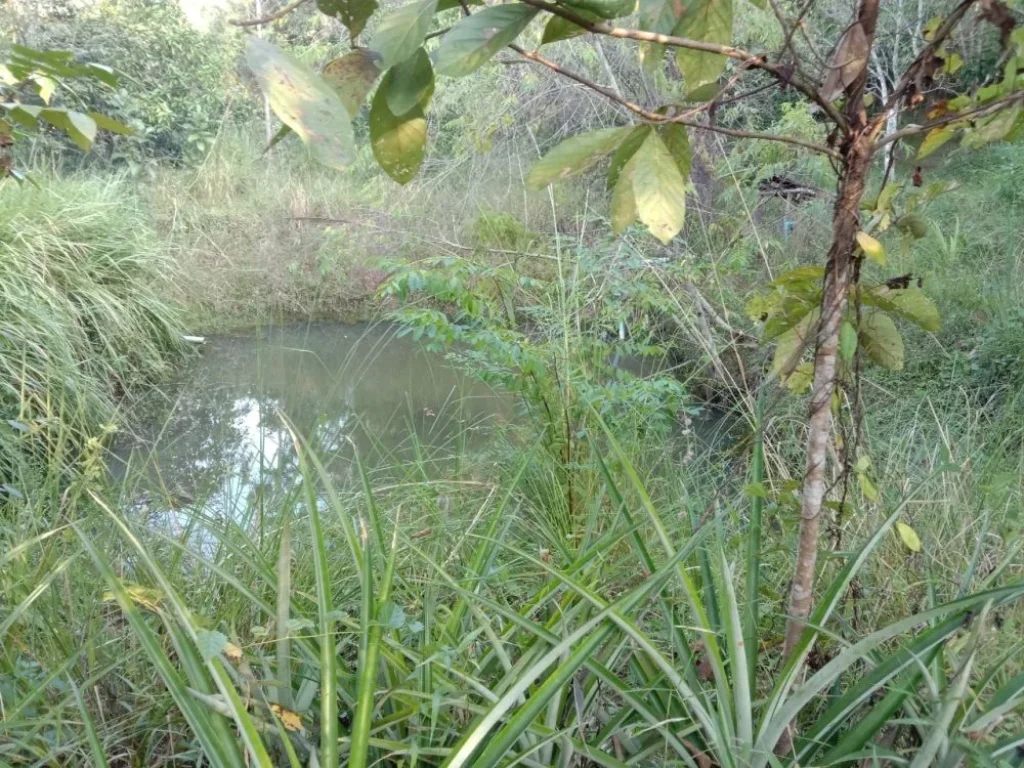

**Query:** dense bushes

left=0, top=177, right=184, bottom=485
left=13, top=0, right=244, bottom=167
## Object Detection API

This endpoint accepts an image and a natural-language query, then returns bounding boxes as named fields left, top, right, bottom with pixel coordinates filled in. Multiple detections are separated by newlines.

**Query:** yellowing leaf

left=103, top=584, right=163, bottom=612
left=370, top=67, right=427, bottom=184
left=771, top=308, right=818, bottom=377
left=672, top=0, right=732, bottom=97
left=527, top=126, right=632, bottom=189
left=271, top=704, right=306, bottom=732
left=858, top=472, right=879, bottom=502
left=223, top=642, right=243, bottom=661
left=785, top=361, right=813, bottom=394
left=896, top=521, right=922, bottom=552
left=322, top=49, right=383, bottom=117
left=610, top=150, right=638, bottom=234
left=630, top=130, right=687, bottom=243
left=918, top=126, right=954, bottom=158
left=856, top=231, right=885, bottom=265
left=246, top=37, right=355, bottom=170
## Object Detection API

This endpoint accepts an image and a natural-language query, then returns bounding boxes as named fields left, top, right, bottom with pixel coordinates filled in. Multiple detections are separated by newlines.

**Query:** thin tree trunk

left=781, top=0, right=880, bottom=661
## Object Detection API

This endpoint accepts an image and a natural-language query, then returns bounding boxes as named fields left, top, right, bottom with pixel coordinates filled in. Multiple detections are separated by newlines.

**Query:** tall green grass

left=3, top=403, right=1022, bottom=765
left=0, top=176, right=184, bottom=485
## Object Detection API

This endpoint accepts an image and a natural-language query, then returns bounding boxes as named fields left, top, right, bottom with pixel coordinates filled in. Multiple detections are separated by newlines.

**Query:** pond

left=110, top=323, right=511, bottom=523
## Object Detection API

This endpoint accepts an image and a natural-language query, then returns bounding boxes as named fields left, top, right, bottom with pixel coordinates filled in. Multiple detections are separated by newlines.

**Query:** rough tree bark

left=781, top=0, right=882, bottom=660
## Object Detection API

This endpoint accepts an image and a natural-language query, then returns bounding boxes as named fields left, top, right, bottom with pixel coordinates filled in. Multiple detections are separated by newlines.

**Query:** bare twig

left=510, top=45, right=841, bottom=158
left=881, top=0, right=977, bottom=111
left=515, top=0, right=848, bottom=130
left=230, top=0, right=311, bottom=27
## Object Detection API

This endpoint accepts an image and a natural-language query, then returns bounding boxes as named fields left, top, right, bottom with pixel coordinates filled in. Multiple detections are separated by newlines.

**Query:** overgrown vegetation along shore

left=0, top=177, right=184, bottom=484
left=2, top=135, right=1022, bottom=765
left=3, top=0, right=1024, bottom=763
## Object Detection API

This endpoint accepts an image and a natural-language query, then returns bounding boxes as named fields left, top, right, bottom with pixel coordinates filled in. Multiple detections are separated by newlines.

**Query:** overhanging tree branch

left=881, top=0, right=977, bottom=111
left=875, top=90, right=1024, bottom=146
left=515, top=0, right=849, bottom=130
left=230, top=0, right=312, bottom=27
left=509, top=44, right=841, bottom=158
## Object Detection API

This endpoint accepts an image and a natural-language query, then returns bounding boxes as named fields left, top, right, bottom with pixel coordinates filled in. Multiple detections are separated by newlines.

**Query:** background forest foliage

left=1, top=0, right=1024, bottom=765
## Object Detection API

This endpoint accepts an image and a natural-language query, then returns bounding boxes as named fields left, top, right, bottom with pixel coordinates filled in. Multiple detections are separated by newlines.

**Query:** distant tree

left=8, top=0, right=243, bottom=165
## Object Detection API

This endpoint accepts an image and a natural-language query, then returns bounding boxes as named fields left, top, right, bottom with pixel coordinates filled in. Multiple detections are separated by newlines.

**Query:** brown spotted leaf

left=246, top=37, right=355, bottom=170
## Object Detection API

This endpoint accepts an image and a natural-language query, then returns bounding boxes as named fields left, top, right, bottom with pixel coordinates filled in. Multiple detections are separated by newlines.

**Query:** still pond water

left=111, top=324, right=510, bottom=520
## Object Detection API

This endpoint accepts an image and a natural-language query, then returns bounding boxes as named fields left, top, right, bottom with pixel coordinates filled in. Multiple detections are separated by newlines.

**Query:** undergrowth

left=0, top=176, right=184, bottom=486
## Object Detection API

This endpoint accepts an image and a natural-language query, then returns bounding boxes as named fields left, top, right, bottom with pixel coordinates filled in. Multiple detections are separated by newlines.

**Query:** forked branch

left=230, top=0, right=312, bottom=27
left=509, top=44, right=841, bottom=158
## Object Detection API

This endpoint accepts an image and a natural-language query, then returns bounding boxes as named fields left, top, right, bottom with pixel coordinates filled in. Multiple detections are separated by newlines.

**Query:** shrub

left=0, top=176, right=184, bottom=484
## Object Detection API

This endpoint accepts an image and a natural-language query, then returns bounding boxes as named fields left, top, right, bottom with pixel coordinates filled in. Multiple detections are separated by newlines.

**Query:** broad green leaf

left=541, top=8, right=599, bottom=45
left=638, top=0, right=683, bottom=75
left=606, top=124, right=650, bottom=190
left=371, top=68, right=427, bottom=184
left=246, top=37, right=355, bottom=170
left=322, top=49, right=383, bottom=116
left=941, top=50, right=964, bottom=74
left=863, top=287, right=941, bottom=332
left=433, top=4, right=539, bottom=78
left=839, top=320, right=857, bottom=362
left=858, top=473, right=879, bottom=501
left=672, top=0, right=732, bottom=98
left=772, top=308, right=818, bottom=377
left=660, top=121, right=691, bottom=179
left=630, top=130, right=687, bottom=243
left=859, top=310, right=904, bottom=370
left=526, top=126, right=631, bottom=189
left=371, top=0, right=439, bottom=69
left=896, top=522, right=922, bottom=552
left=40, top=108, right=96, bottom=152
left=89, top=111, right=132, bottom=136
left=194, top=628, right=229, bottom=662
left=610, top=151, right=638, bottom=234
left=856, top=231, right=885, bottom=265
left=785, top=361, right=813, bottom=394
left=918, top=126, right=953, bottom=158
left=568, top=0, right=636, bottom=19
left=318, top=0, right=378, bottom=38
left=386, top=47, right=434, bottom=115
left=771, top=265, right=825, bottom=286
left=894, top=213, right=928, bottom=239
left=962, top=105, right=1020, bottom=148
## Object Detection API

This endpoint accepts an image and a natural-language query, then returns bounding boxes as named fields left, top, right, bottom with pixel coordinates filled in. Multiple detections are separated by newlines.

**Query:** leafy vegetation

left=2, top=0, right=1024, bottom=764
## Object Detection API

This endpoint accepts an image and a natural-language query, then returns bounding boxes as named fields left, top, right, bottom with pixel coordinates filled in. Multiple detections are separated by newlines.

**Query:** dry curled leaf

left=271, top=704, right=305, bottom=733
left=223, top=642, right=243, bottom=661
left=820, top=22, right=869, bottom=102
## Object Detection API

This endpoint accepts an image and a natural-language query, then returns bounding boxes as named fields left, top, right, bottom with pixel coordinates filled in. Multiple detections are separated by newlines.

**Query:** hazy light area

left=179, top=0, right=235, bottom=29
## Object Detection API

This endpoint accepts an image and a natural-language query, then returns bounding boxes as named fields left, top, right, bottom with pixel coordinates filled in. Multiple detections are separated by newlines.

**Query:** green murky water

left=112, top=324, right=510, bottom=520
